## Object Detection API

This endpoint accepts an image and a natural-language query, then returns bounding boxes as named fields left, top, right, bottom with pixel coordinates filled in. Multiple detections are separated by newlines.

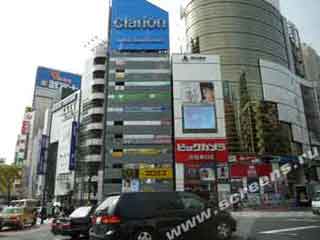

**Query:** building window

left=93, top=70, right=105, bottom=79
left=92, top=84, right=104, bottom=93
left=91, top=114, right=103, bottom=123
left=94, top=57, right=106, bottom=65
left=191, top=37, right=200, bottom=54
left=104, top=179, right=122, bottom=184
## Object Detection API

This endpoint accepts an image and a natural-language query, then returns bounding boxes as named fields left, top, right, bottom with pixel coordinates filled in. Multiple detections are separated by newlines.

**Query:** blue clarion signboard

left=36, top=66, right=81, bottom=90
left=110, top=0, right=169, bottom=51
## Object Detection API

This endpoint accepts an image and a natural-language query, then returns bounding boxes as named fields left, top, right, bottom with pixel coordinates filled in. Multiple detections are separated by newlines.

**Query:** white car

left=312, top=191, right=320, bottom=215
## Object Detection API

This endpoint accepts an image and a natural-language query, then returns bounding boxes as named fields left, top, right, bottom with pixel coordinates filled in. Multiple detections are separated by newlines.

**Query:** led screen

left=182, top=104, right=217, bottom=133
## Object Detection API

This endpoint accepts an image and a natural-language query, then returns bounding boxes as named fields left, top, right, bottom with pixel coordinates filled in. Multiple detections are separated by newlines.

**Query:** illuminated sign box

left=139, top=168, right=173, bottom=180
left=110, top=0, right=169, bottom=51
left=175, top=139, right=228, bottom=163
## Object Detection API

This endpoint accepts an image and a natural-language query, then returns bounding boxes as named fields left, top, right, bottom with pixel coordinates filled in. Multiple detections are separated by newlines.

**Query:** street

left=0, top=213, right=319, bottom=240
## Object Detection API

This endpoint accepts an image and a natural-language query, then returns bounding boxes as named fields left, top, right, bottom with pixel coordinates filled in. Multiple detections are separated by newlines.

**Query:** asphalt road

left=0, top=215, right=319, bottom=240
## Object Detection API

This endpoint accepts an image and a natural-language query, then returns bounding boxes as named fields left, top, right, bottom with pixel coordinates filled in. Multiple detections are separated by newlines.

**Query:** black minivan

left=90, top=192, right=236, bottom=240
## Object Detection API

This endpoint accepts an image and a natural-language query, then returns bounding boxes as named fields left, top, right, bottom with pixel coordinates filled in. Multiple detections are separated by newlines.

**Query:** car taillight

left=101, top=215, right=121, bottom=224
left=10, top=216, right=19, bottom=221
left=91, top=216, right=97, bottom=225
left=62, top=223, right=71, bottom=228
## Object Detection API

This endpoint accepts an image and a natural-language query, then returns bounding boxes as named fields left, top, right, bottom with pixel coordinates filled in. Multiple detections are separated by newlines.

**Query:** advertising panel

left=110, top=0, right=169, bottom=51
left=111, top=148, right=170, bottom=157
left=35, top=67, right=81, bottom=90
left=108, top=106, right=169, bottom=113
left=184, top=162, right=215, bottom=192
left=179, top=82, right=217, bottom=133
left=175, top=139, right=228, bottom=163
left=122, top=135, right=171, bottom=145
left=37, top=135, right=48, bottom=175
left=122, top=179, right=140, bottom=192
left=56, top=120, right=73, bottom=174
left=69, top=121, right=78, bottom=171
left=108, top=92, right=170, bottom=102
left=139, top=168, right=173, bottom=180
left=217, top=164, right=229, bottom=180
left=21, top=111, right=33, bottom=135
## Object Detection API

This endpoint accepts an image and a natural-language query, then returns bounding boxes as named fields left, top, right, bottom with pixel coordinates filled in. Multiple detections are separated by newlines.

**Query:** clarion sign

left=113, top=18, right=167, bottom=29
left=177, top=143, right=226, bottom=152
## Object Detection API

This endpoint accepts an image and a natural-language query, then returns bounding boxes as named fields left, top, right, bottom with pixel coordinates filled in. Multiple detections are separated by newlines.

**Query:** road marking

left=288, top=218, right=320, bottom=222
left=260, top=226, right=320, bottom=234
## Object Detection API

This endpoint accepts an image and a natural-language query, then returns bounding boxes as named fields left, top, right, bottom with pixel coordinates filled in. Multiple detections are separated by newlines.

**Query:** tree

left=0, top=164, right=21, bottom=204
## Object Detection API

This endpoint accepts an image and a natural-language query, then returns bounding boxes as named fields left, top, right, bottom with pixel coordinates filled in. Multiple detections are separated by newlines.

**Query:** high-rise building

left=76, top=43, right=107, bottom=203
left=102, top=0, right=173, bottom=196
left=181, top=0, right=309, bottom=155
left=26, top=67, right=81, bottom=198
left=180, top=0, right=320, bottom=202
left=44, top=90, right=81, bottom=205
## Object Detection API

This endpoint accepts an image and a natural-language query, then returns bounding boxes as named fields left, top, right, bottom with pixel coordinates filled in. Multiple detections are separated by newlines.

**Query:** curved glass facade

left=183, top=0, right=298, bottom=154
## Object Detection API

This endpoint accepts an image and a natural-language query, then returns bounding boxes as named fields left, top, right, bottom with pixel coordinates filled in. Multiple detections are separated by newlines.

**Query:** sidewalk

left=231, top=209, right=315, bottom=218
left=36, top=217, right=54, bottom=225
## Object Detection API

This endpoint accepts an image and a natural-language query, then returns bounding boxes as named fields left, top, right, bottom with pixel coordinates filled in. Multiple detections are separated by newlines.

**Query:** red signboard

left=175, top=139, right=228, bottom=163
left=236, top=155, right=257, bottom=162
left=21, top=120, right=30, bottom=135
left=230, top=164, right=272, bottom=177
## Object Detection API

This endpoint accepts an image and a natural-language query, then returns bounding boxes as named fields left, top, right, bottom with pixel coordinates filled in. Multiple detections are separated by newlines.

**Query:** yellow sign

left=139, top=168, right=173, bottom=180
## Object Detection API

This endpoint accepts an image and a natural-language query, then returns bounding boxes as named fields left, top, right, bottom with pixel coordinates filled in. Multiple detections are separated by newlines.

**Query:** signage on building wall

left=37, top=135, right=49, bottom=175
left=69, top=121, right=78, bottom=171
left=35, top=67, right=81, bottom=91
left=110, top=0, right=169, bottom=51
left=230, top=164, right=272, bottom=177
left=175, top=139, right=228, bottom=163
left=52, top=92, right=79, bottom=113
left=139, top=168, right=173, bottom=180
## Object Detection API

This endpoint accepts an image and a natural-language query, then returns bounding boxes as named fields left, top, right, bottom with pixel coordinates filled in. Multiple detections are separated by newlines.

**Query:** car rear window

left=95, top=196, right=120, bottom=215
left=117, top=193, right=183, bottom=219
left=70, top=206, right=92, bottom=218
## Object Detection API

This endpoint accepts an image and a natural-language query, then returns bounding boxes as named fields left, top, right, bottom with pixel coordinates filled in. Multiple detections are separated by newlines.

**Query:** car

left=0, top=206, right=36, bottom=230
left=51, top=206, right=95, bottom=239
left=89, top=192, right=237, bottom=240
left=312, top=191, right=320, bottom=215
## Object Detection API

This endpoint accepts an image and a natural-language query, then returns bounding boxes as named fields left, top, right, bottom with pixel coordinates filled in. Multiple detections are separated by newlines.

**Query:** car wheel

left=31, top=218, right=36, bottom=226
left=134, top=229, right=154, bottom=240
left=71, top=234, right=79, bottom=239
left=19, top=221, right=25, bottom=230
left=216, top=221, right=232, bottom=240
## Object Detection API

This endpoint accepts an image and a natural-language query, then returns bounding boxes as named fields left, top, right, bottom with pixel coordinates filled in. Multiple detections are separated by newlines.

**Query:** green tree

left=0, top=164, right=21, bottom=204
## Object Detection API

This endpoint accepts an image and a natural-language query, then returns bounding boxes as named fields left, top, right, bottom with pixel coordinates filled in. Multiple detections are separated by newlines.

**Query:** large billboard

left=35, top=67, right=81, bottom=91
left=110, top=0, right=169, bottom=51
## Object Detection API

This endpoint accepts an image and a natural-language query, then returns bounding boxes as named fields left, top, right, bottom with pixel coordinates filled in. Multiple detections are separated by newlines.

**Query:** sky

left=0, top=0, right=319, bottom=163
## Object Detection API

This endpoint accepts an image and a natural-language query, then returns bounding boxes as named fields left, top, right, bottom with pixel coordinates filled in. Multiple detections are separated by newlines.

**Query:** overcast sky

left=0, top=0, right=319, bottom=163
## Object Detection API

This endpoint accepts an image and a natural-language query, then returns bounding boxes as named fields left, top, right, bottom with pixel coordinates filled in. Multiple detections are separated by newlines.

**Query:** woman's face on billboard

left=203, top=87, right=214, bottom=102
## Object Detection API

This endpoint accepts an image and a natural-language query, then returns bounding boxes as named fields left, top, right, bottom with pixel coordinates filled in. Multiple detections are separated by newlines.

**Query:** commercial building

left=172, top=54, right=228, bottom=200
left=103, top=0, right=173, bottom=195
left=76, top=43, right=107, bottom=203
left=48, top=91, right=80, bottom=205
left=180, top=0, right=320, bottom=205
left=26, top=67, right=81, bottom=198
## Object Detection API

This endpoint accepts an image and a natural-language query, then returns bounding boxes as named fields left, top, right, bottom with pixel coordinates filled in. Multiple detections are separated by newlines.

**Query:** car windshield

left=314, top=193, right=320, bottom=201
left=1, top=207, right=23, bottom=214
left=95, top=196, right=120, bottom=214
left=70, top=206, right=92, bottom=218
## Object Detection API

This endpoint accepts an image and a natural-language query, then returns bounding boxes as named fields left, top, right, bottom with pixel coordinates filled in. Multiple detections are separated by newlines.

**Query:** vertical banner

left=69, top=121, right=78, bottom=171
left=37, top=135, right=48, bottom=175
